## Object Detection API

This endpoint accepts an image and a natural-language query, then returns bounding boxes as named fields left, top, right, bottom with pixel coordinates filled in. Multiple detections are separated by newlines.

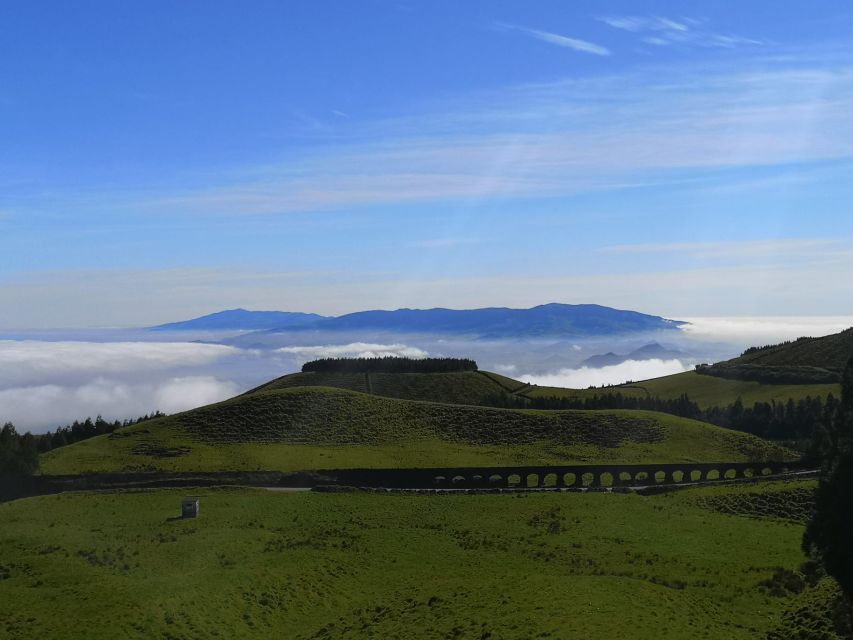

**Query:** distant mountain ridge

left=151, top=309, right=325, bottom=331
left=150, top=303, right=685, bottom=337
left=580, top=342, right=684, bottom=368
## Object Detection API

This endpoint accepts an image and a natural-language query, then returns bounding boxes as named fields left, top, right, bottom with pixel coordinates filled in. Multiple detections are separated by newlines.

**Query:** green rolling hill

left=39, top=384, right=792, bottom=475
left=731, top=327, right=853, bottom=369
left=694, top=327, right=853, bottom=385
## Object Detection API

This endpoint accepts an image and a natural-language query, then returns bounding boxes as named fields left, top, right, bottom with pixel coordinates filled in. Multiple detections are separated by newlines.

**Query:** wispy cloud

left=4, top=252, right=853, bottom=328
left=598, top=15, right=763, bottom=49
left=137, top=55, right=853, bottom=216
left=496, top=23, right=610, bottom=56
left=598, top=16, right=691, bottom=33
left=603, top=237, right=853, bottom=259
left=412, top=237, right=482, bottom=249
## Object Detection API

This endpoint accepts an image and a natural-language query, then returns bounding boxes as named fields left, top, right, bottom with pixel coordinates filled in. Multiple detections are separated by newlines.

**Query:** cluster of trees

left=0, top=423, right=40, bottom=500
left=302, top=357, right=478, bottom=374
left=0, top=411, right=166, bottom=495
left=489, top=390, right=832, bottom=448
left=0, top=423, right=39, bottom=477
left=803, top=355, right=853, bottom=608
left=702, top=395, right=836, bottom=443
left=35, top=412, right=166, bottom=453
left=740, top=338, right=805, bottom=357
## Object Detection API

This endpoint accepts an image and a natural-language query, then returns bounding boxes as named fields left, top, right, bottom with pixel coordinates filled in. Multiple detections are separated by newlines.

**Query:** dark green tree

left=803, top=354, right=853, bottom=602
left=0, top=422, right=39, bottom=500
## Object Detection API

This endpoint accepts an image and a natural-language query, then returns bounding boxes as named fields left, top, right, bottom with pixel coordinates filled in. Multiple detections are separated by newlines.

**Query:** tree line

left=35, top=412, right=166, bottom=453
left=803, top=355, right=853, bottom=618
left=302, top=357, right=478, bottom=374
left=0, top=412, right=165, bottom=493
left=487, top=390, right=833, bottom=449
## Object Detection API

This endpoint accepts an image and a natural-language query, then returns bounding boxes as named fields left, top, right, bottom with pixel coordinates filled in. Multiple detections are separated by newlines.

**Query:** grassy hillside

left=249, top=370, right=509, bottom=406
left=731, top=327, right=853, bottom=369
left=523, top=371, right=840, bottom=409
left=40, top=386, right=792, bottom=475
left=619, top=371, right=840, bottom=409
left=1, top=480, right=845, bottom=639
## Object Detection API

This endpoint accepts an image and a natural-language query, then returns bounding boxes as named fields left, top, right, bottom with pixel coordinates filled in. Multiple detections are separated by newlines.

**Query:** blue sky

left=2, top=0, right=853, bottom=327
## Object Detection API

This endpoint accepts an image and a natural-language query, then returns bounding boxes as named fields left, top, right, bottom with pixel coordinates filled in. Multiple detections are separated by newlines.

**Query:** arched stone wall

left=327, top=461, right=799, bottom=490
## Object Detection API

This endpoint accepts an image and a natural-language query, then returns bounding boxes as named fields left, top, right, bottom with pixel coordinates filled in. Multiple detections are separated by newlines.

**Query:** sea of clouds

left=519, top=358, right=692, bottom=389
left=0, top=339, right=433, bottom=431
left=3, top=316, right=852, bottom=432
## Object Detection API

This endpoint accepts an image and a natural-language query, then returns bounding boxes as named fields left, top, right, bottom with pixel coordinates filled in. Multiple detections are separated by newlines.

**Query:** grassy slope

left=248, top=370, right=510, bottom=406
left=0, top=480, right=839, bottom=640
left=40, top=386, right=792, bottom=475
left=524, top=371, right=840, bottom=409
left=246, top=368, right=841, bottom=411
left=620, top=371, right=840, bottom=409
left=730, top=327, right=853, bottom=369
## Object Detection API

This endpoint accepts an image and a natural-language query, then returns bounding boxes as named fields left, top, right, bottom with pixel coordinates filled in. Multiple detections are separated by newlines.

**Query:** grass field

left=0, top=480, right=844, bottom=639
left=248, top=370, right=511, bottom=406
left=244, top=368, right=841, bottom=414
left=730, top=328, right=853, bottom=369
left=523, top=371, right=840, bottom=409
left=39, top=386, right=793, bottom=475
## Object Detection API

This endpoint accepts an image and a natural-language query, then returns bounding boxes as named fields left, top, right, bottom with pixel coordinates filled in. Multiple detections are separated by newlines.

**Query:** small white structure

left=181, top=497, right=200, bottom=519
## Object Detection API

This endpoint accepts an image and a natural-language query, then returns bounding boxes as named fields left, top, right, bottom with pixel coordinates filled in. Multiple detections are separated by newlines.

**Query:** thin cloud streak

left=145, top=59, right=853, bottom=216
left=4, top=254, right=853, bottom=327
left=597, top=15, right=763, bottom=49
left=495, top=22, right=610, bottom=56
left=603, top=237, right=853, bottom=259
left=497, top=23, right=611, bottom=56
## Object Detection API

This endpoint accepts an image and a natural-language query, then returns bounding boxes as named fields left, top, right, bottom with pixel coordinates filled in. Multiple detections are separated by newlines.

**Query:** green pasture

left=524, top=371, right=839, bottom=409
left=0, top=480, right=842, bottom=639
left=39, top=387, right=793, bottom=475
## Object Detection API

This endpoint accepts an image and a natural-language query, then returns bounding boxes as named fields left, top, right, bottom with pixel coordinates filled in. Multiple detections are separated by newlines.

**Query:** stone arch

left=742, top=468, right=755, bottom=478
left=434, top=475, right=447, bottom=485
left=562, top=472, right=577, bottom=487
left=634, top=471, right=649, bottom=483
left=542, top=473, right=558, bottom=488
left=599, top=472, right=615, bottom=487
left=723, top=468, right=737, bottom=480
left=618, top=471, right=633, bottom=484
left=507, top=473, right=522, bottom=488
left=488, top=474, right=503, bottom=486
left=689, top=470, right=702, bottom=482
left=706, top=469, right=721, bottom=481
left=653, top=470, right=666, bottom=484
left=451, top=475, right=466, bottom=485
left=760, top=467, right=774, bottom=476
left=526, top=473, right=540, bottom=488
left=581, top=472, right=595, bottom=487
left=671, top=470, right=685, bottom=483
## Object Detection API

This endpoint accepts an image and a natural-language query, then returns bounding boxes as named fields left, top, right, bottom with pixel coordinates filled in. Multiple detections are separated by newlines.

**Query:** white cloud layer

left=521, top=359, right=692, bottom=389
left=0, top=340, right=244, bottom=431
left=0, top=340, right=238, bottom=387
left=0, top=376, right=238, bottom=431
left=681, top=317, right=853, bottom=346
left=277, top=342, right=428, bottom=361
